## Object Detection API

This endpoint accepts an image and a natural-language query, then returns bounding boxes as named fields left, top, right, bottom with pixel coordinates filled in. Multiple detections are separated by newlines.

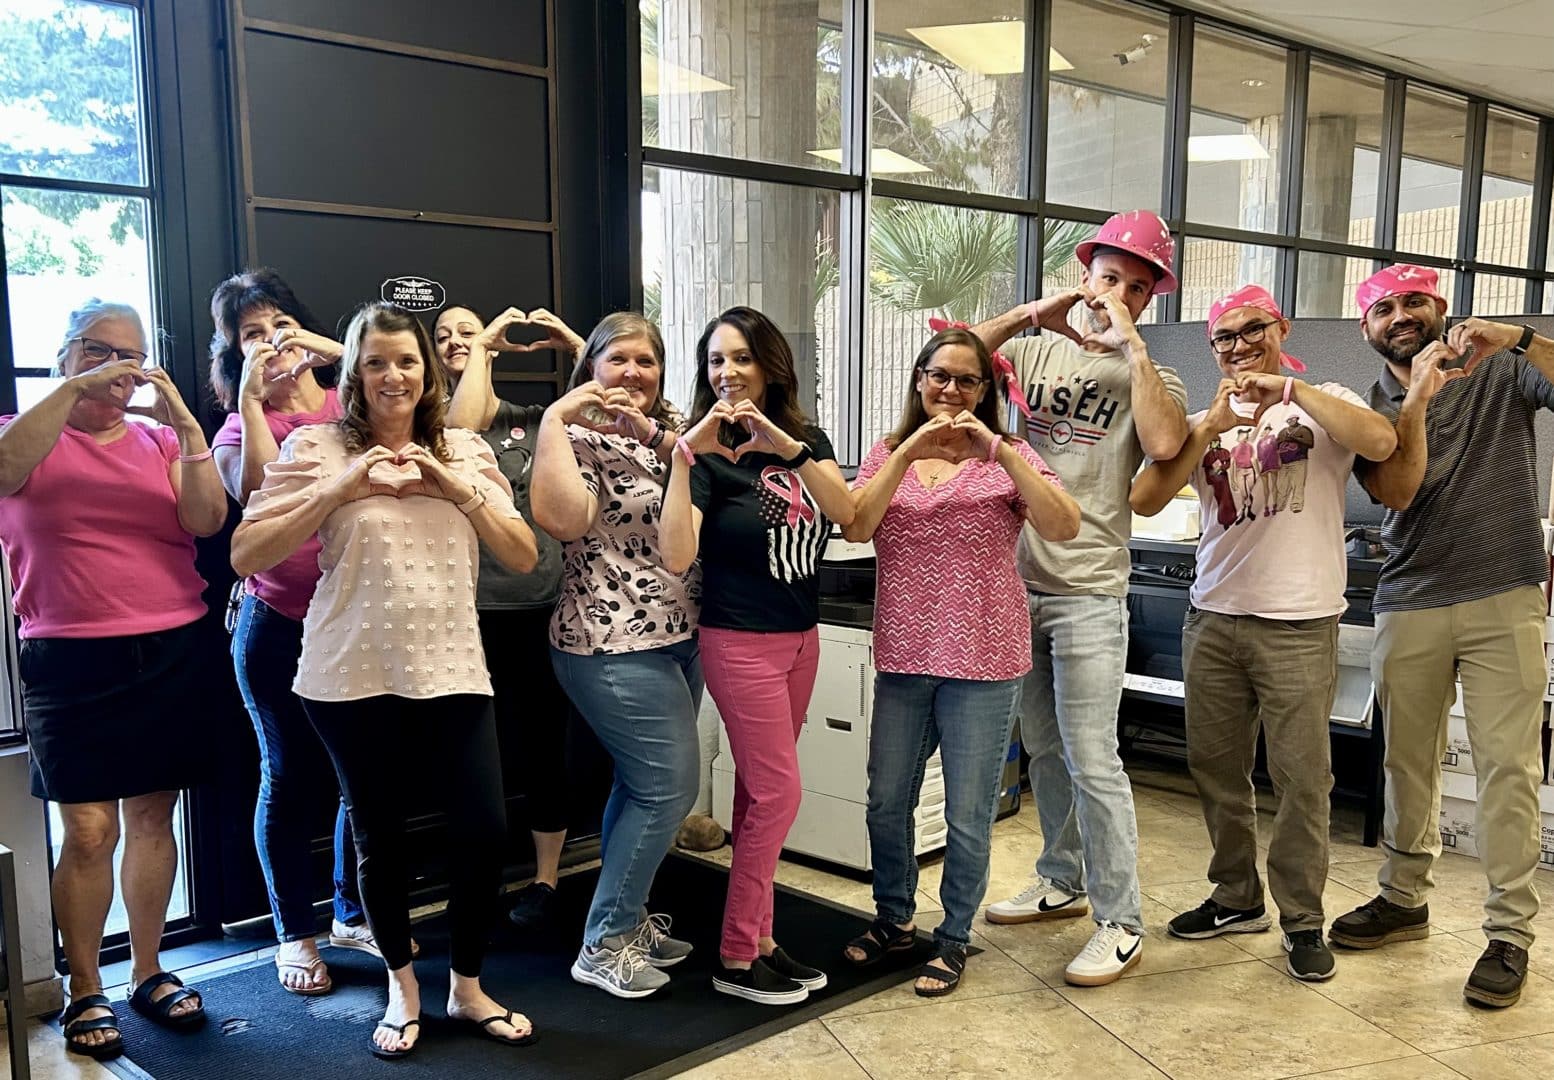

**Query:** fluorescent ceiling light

left=807, top=147, right=933, bottom=174
left=640, top=53, right=734, bottom=96
left=1187, top=134, right=1271, bottom=162
left=906, top=22, right=1073, bottom=75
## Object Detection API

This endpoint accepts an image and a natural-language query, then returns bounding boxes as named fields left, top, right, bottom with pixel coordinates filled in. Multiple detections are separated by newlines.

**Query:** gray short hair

left=53, top=299, right=146, bottom=377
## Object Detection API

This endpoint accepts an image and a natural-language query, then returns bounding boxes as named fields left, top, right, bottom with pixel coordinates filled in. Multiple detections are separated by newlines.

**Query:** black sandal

left=843, top=918, right=917, bottom=967
left=914, top=944, right=967, bottom=998
left=128, top=972, right=205, bottom=1029
left=371, top=1018, right=421, bottom=1060
left=467, top=1009, right=538, bottom=1047
left=62, top=994, right=124, bottom=1060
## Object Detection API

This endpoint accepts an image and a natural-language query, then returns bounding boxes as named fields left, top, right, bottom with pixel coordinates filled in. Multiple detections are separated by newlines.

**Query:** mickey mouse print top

left=689, top=428, right=835, bottom=632
left=550, top=424, right=700, bottom=656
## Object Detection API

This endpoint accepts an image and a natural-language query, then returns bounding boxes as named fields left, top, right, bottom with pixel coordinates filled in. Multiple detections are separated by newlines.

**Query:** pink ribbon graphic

left=927, top=317, right=1031, bottom=418
left=761, top=466, right=815, bottom=529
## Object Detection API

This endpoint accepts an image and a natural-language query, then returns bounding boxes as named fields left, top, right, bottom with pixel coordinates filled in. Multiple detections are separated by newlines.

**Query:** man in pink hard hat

left=1332, top=263, right=1554, bottom=1008
left=1132, top=283, right=1395, bottom=982
left=975, top=209, right=1189, bottom=986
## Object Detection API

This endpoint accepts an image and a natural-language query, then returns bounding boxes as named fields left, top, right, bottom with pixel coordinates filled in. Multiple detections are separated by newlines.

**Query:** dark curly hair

left=336, top=303, right=450, bottom=461
left=208, top=268, right=332, bottom=411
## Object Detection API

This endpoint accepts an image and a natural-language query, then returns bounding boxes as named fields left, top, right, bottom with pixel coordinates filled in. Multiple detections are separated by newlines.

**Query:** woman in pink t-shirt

left=232, top=302, right=538, bottom=1060
left=839, top=328, right=1077, bottom=998
left=207, top=269, right=386, bottom=998
left=0, top=300, right=227, bottom=1060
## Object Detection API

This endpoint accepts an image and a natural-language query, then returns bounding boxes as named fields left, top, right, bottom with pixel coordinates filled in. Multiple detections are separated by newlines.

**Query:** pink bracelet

left=1282, top=376, right=1294, bottom=406
left=1027, top=301, right=1041, bottom=329
left=674, top=440, right=696, bottom=466
left=179, top=448, right=214, bottom=463
left=986, top=437, right=1001, bottom=464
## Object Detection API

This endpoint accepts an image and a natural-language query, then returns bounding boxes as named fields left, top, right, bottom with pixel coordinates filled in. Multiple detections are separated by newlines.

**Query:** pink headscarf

left=1205, top=284, right=1306, bottom=373
left=926, top=317, right=1031, bottom=417
left=1354, top=264, right=1448, bottom=320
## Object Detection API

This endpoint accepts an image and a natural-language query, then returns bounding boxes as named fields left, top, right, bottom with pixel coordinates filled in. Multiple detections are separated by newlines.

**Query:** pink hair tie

left=927, top=317, right=1032, bottom=419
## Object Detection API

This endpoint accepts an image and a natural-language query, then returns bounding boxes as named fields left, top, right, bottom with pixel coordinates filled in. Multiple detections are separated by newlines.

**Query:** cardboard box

left=1441, top=710, right=1475, bottom=776
left=1541, top=784, right=1554, bottom=871
left=1438, top=769, right=1479, bottom=859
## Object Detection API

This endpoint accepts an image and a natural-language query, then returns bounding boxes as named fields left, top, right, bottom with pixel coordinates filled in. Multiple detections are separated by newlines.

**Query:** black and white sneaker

left=1282, top=930, right=1336, bottom=981
left=763, top=947, right=827, bottom=990
left=712, top=957, right=810, bottom=1005
left=1167, top=898, right=1273, bottom=939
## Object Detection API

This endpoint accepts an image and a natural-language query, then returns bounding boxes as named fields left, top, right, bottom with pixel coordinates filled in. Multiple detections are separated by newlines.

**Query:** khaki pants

left=1373, top=585, right=1545, bottom=948
left=1182, top=609, right=1338, bottom=932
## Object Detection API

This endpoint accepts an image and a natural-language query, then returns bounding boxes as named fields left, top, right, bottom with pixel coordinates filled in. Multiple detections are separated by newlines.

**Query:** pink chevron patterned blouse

left=855, top=438, right=1062, bottom=681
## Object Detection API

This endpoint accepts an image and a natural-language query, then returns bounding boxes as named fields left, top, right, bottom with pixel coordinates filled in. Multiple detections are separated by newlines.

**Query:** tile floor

left=9, top=764, right=1554, bottom=1079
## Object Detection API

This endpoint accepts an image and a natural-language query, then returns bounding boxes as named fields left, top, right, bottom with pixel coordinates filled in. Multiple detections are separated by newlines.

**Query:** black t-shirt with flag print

left=688, top=427, right=835, bottom=632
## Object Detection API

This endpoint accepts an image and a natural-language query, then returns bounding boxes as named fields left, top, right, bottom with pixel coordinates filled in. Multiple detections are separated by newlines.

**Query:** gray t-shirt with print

left=1003, top=335, right=1188, bottom=597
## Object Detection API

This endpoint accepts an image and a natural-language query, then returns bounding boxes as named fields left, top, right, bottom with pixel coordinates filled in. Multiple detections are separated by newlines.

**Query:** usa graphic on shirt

left=754, top=464, right=826, bottom=582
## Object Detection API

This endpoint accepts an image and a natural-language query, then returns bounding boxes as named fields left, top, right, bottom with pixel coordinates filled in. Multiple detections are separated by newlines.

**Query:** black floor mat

left=107, top=853, right=934, bottom=1079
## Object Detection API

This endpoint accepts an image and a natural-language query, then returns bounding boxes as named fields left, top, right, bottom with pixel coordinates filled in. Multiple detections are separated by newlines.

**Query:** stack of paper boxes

left=1442, top=520, right=1554, bottom=864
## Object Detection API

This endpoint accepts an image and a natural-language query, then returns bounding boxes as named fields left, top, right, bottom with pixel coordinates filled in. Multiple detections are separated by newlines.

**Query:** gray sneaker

left=570, top=937, right=670, bottom=999
left=633, top=912, right=694, bottom=968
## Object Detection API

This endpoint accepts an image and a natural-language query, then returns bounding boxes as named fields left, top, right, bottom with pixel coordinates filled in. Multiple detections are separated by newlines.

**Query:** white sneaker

left=985, top=875, right=1089, bottom=925
left=1064, top=921, right=1143, bottom=987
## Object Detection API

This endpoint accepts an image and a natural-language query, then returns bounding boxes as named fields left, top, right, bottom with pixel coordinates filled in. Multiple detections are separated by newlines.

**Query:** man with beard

left=1331, top=264, right=1554, bottom=1009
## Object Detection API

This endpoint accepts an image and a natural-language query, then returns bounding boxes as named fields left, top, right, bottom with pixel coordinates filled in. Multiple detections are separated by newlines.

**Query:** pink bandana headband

left=1354, top=264, right=1448, bottom=320
left=1205, top=284, right=1306, bottom=373
left=926, top=317, right=1031, bottom=418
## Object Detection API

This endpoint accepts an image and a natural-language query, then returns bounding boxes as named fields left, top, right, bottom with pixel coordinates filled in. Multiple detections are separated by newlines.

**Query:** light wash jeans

left=552, top=637, right=704, bottom=946
left=1020, top=592, right=1144, bottom=932
left=866, top=672, right=1021, bottom=948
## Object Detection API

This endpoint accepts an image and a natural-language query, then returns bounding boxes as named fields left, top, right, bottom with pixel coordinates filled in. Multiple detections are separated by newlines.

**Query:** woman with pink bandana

left=1131, top=284, right=1395, bottom=984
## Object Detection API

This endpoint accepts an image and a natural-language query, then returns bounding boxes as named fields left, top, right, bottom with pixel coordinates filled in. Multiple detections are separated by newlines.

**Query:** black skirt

left=23, top=620, right=205, bottom=803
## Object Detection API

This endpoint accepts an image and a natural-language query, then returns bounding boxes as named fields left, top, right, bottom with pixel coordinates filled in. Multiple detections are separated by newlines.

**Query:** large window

left=0, top=0, right=158, bottom=411
left=635, top=2, right=1554, bottom=462
left=1045, top=0, right=1169, bottom=212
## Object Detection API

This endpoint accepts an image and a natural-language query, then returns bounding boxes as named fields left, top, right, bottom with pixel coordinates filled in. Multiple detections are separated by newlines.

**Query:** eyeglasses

left=921, top=367, right=988, bottom=393
left=1209, top=321, right=1277, bottom=354
left=75, top=337, right=150, bottom=366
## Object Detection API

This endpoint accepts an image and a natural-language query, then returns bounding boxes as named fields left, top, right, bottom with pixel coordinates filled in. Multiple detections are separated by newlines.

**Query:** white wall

left=0, top=746, right=62, bottom=1018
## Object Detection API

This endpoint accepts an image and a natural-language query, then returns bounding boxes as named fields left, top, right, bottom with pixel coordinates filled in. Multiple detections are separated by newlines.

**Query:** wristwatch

left=1512, top=324, right=1537, bottom=356
left=783, top=444, right=814, bottom=469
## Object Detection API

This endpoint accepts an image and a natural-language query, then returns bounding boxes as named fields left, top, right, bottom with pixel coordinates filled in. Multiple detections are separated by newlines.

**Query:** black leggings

left=303, top=693, right=506, bottom=975
left=480, top=607, right=574, bottom=834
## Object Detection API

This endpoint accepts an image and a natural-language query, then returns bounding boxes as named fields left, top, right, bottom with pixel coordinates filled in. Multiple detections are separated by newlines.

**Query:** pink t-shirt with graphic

left=0, top=418, right=208, bottom=638
left=213, top=389, right=342, bottom=620
left=1188, top=382, right=1365, bottom=619
left=855, top=438, right=1062, bottom=681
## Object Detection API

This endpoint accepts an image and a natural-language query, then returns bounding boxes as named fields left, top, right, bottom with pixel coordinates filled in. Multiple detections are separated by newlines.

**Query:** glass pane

left=1294, top=251, right=1374, bottom=318
left=1040, top=218, right=1156, bottom=328
left=1478, top=109, right=1538, bottom=268
left=1471, top=274, right=1531, bottom=317
left=870, top=2, right=1027, bottom=197
left=640, top=166, right=841, bottom=443
left=1397, top=86, right=1467, bottom=261
left=2, top=186, right=155, bottom=392
left=0, top=0, right=146, bottom=186
left=1546, top=280, right=1553, bottom=314
left=1179, top=237, right=1279, bottom=322
left=862, top=197, right=1018, bottom=452
left=50, top=797, right=192, bottom=936
left=1186, top=28, right=1287, bottom=232
left=1045, top=0, right=1169, bottom=212
left=1300, top=62, right=1385, bottom=246
left=640, top=0, right=841, bottom=172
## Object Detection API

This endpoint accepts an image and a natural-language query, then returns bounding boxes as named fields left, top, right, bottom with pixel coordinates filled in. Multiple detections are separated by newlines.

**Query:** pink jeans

left=700, top=624, right=820, bottom=963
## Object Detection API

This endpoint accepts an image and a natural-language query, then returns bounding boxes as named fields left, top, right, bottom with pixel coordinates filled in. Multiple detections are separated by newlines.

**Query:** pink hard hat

left=1354, top=264, right=1448, bottom=319
left=1206, top=284, right=1306, bottom=373
left=1076, top=210, right=1178, bottom=295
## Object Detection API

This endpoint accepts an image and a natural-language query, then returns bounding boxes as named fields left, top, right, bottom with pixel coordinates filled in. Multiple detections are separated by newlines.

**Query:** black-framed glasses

left=921, top=367, right=988, bottom=393
left=1209, top=321, right=1277, bottom=354
left=74, top=337, right=150, bottom=366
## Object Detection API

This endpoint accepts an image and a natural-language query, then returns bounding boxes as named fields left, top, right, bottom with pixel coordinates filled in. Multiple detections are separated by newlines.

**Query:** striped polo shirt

left=1356, top=352, right=1554, bottom=612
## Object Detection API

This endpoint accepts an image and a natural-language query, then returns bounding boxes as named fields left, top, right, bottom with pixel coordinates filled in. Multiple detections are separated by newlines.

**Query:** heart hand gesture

left=680, top=401, right=741, bottom=462
left=901, top=413, right=972, bottom=463
left=271, top=327, right=342, bottom=380
left=1030, top=290, right=1087, bottom=345
left=125, top=368, right=199, bottom=432
left=70, top=358, right=143, bottom=409
left=727, top=400, right=803, bottom=460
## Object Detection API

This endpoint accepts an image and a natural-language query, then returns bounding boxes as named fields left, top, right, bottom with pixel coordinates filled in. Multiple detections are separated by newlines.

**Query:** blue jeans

left=867, top=672, right=1020, bottom=948
left=231, top=593, right=362, bottom=940
left=552, top=638, right=703, bottom=946
left=1020, top=592, right=1143, bottom=931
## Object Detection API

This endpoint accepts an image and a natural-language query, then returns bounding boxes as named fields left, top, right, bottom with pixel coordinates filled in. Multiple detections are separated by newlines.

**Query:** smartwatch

left=783, top=444, right=814, bottom=469
left=1512, top=324, right=1537, bottom=356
